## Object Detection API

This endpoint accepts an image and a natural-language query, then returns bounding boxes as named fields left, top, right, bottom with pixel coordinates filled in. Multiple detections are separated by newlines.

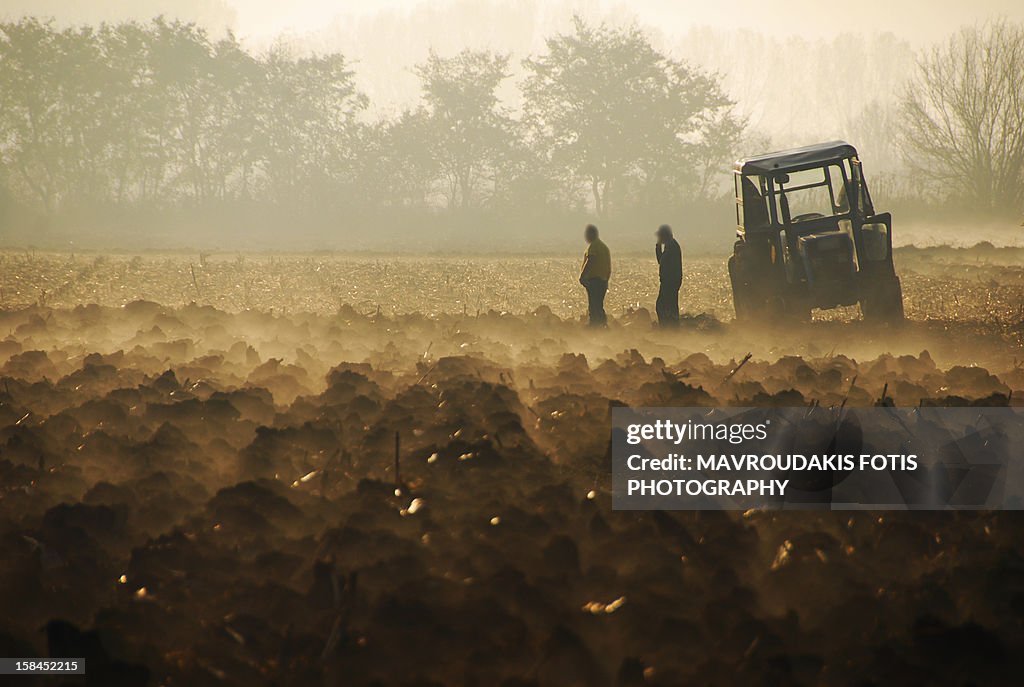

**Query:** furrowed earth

left=1, top=246, right=1023, bottom=686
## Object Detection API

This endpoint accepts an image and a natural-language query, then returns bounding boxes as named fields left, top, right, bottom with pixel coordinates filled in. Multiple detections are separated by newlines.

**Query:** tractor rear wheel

left=861, top=277, right=904, bottom=324
left=728, top=248, right=766, bottom=321
left=730, top=241, right=795, bottom=323
left=728, top=253, right=752, bottom=320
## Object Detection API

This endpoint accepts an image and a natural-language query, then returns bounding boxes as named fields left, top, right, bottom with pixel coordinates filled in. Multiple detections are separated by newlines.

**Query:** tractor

left=728, top=141, right=904, bottom=323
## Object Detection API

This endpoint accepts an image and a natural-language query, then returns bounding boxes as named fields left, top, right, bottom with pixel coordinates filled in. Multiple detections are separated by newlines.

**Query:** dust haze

left=1, top=0, right=1022, bottom=251
left=1, top=2, right=1024, bottom=686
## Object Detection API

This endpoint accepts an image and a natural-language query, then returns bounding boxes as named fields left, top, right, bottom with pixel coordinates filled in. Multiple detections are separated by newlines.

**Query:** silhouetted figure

left=579, top=224, right=611, bottom=326
left=654, top=224, right=682, bottom=327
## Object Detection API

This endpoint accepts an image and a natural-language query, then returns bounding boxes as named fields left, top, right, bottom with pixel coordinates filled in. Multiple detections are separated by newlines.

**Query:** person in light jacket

left=579, top=224, right=611, bottom=327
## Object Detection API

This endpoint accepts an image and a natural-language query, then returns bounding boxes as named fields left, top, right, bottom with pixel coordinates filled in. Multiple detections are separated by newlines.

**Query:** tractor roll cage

left=734, top=141, right=858, bottom=176
left=732, top=141, right=874, bottom=234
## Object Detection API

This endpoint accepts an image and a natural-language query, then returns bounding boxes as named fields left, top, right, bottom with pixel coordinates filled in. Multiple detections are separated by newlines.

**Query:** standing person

left=655, top=224, right=682, bottom=327
left=579, top=224, right=611, bottom=327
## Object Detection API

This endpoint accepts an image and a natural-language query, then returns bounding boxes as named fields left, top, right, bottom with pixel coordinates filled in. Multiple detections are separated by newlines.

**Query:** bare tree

left=899, top=20, right=1024, bottom=212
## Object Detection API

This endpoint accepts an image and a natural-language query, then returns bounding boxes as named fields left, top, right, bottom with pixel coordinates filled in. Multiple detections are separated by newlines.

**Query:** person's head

left=584, top=224, right=598, bottom=244
left=656, top=224, right=672, bottom=243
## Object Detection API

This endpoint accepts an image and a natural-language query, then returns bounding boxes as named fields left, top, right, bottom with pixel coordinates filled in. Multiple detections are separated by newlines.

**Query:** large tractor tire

left=861, top=277, right=904, bottom=324
left=730, top=241, right=808, bottom=324
left=728, top=243, right=768, bottom=321
left=730, top=241, right=803, bottom=324
left=728, top=252, right=756, bottom=321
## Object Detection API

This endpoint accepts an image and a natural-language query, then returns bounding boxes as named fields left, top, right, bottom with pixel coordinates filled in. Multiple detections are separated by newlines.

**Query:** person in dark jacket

left=654, top=224, right=682, bottom=327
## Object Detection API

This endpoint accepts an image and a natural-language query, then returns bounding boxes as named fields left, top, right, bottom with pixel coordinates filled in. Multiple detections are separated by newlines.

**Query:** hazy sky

left=223, top=0, right=1023, bottom=43
left=4, top=0, right=1023, bottom=44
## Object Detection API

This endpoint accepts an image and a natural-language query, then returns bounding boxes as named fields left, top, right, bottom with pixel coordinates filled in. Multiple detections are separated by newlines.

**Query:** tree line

left=0, top=17, right=744, bottom=240
left=0, top=16, right=1021, bottom=250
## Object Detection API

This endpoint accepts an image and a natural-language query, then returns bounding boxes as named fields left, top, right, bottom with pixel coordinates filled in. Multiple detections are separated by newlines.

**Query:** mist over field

left=1, top=0, right=1022, bottom=253
left=3, top=4, right=1024, bottom=685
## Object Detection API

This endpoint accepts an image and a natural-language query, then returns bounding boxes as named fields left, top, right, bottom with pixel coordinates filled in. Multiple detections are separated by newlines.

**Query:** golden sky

left=4, top=0, right=1022, bottom=44
left=225, top=0, right=1024, bottom=42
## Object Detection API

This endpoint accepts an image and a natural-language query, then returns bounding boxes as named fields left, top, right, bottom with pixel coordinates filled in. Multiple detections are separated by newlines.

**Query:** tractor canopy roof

left=735, top=141, right=858, bottom=176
